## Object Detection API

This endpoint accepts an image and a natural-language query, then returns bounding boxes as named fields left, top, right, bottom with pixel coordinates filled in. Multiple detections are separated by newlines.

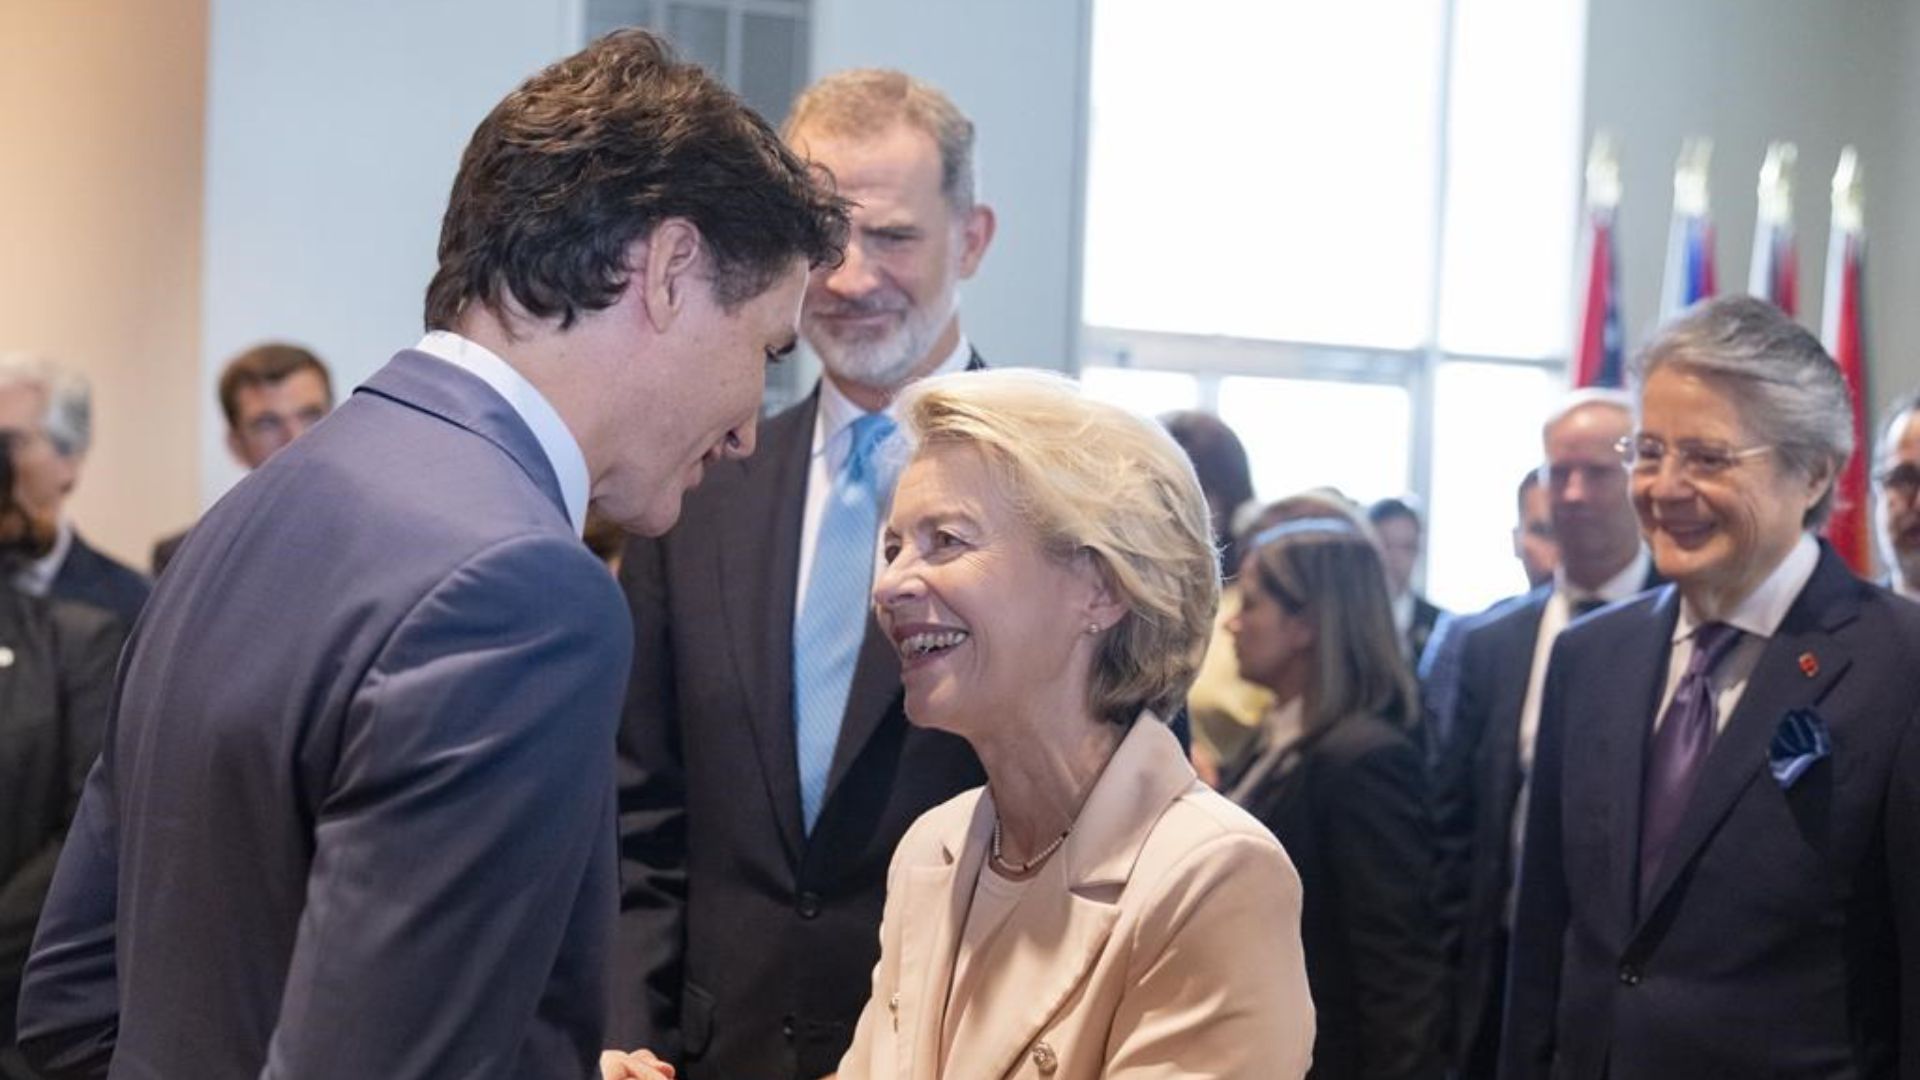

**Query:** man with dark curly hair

left=17, top=30, right=846, bottom=1080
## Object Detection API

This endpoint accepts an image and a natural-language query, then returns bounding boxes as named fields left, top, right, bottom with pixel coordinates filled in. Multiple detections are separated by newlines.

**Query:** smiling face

left=872, top=442, right=1107, bottom=738
left=1632, top=366, right=1829, bottom=613
left=790, top=121, right=992, bottom=399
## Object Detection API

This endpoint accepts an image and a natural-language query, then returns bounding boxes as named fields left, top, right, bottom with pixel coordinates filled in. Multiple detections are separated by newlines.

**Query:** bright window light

left=1082, top=1, right=1443, bottom=349
left=1216, top=376, right=1411, bottom=508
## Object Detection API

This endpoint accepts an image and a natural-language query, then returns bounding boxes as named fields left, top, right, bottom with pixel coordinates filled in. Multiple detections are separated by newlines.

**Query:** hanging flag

left=1820, top=147, right=1870, bottom=574
left=1748, top=142, right=1798, bottom=316
left=1660, top=138, right=1716, bottom=319
left=1574, top=133, right=1625, bottom=388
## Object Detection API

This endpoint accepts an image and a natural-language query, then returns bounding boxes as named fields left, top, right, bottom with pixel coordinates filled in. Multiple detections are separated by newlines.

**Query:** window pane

left=1215, top=376, right=1411, bottom=507
left=1436, top=0, right=1586, bottom=357
left=1078, top=367, right=1201, bottom=419
left=665, top=2, right=728, bottom=75
left=1083, top=1, right=1442, bottom=349
left=1426, top=360, right=1564, bottom=612
left=739, top=14, right=805, bottom=125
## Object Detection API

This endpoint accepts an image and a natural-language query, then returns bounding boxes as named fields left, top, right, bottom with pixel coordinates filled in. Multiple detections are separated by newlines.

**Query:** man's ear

left=955, top=204, right=996, bottom=279
left=226, top=429, right=249, bottom=468
left=637, top=218, right=705, bottom=334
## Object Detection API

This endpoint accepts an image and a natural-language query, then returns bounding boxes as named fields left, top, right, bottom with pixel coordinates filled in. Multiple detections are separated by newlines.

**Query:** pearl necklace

left=990, top=817, right=1070, bottom=875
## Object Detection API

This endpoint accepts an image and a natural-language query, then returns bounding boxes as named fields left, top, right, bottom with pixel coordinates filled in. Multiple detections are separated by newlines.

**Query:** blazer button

left=797, top=891, right=822, bottom=919
left=782, top=1014, right=796, bottom=1039
left=1030, top=1041, right=1058, bottom=1075
left=1618, top=964, right=1642, bottom=986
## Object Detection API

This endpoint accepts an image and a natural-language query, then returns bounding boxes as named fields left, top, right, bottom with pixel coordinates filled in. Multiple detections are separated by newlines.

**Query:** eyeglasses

left=1615, top=435, right=1771, bottom=480
left=1876, top=463, right=1920, bottom=498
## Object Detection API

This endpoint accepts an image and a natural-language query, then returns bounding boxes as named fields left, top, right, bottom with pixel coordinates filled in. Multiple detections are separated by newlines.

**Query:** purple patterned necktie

left=1639, top=620, right=1744, bottom=904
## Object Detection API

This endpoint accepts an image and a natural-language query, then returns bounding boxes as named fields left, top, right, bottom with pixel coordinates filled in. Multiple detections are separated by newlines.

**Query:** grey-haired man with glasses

left=1874, top=390, right=1920, bottom=599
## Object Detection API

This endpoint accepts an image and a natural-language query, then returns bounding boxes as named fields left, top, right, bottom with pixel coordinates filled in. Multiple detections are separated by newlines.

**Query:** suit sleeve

left=608, top=532, right=688, bottom=1057
left=15, top=759, right=122, bottom=1080
left=262, top=535, right=630, bottom=1079
left=1105, top=832, right=1317, bottom=1079
left=1497, top=639, right=1574, bottom=1080
left=1322, top=734, right=1447, bottom=1080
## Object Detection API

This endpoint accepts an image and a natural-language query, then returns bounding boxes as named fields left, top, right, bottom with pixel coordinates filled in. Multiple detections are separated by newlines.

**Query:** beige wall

left=0, top=0, right=208, bottom=570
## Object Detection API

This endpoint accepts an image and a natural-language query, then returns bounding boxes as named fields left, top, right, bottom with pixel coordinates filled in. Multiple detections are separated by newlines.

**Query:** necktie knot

left=845, top=412, right=897, bottom=487
left=1688, top=621, right=1743, bottom=675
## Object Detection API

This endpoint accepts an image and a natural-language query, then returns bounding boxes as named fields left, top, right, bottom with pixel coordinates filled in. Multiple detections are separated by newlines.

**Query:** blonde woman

left=836, top=370, right=1315, bottom=1079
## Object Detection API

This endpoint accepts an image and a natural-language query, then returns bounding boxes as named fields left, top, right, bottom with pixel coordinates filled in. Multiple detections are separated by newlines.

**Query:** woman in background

left=1227, top=517, right=1444, bottom=1080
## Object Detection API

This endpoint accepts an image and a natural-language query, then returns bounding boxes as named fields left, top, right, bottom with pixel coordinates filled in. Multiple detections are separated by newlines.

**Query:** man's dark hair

left=425, top=29, right=849, bottom=331
left=1366, top=495, right=1424, bottom=531
left=218, top=343, right=333, bottom=428
left=1515, top=467, right=1541, bottom=516
left=1160, top=410, right=1255, bottom=573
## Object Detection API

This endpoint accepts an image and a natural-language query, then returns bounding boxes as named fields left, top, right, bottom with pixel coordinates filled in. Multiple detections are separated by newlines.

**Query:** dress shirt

left=1657, top=532, right=1819, bottom=733
left=11, top=518, right=72, bottom=597
left=794, top=336, right=972, bottom=613
left=415, top=331, right=588, bottom=536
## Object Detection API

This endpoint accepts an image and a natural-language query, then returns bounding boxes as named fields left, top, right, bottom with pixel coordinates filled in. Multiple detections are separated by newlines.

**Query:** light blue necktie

left=794, top=412, right=897, bottom=832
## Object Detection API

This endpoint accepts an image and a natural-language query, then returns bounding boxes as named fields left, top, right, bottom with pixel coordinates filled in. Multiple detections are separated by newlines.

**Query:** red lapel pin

left=1798, top=651, right=1819, bottom=678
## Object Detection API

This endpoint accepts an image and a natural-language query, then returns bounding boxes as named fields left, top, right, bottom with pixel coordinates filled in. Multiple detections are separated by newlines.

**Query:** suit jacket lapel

left=1605, top=587, right=1682, bottom=931
left=718, top=395, right=817, bottom=861
left=1635, top=549, right=1857, bottom=925
left=896, top=797, right=994, bottom=1080
left=951, top=720, right=1192, bottom=1080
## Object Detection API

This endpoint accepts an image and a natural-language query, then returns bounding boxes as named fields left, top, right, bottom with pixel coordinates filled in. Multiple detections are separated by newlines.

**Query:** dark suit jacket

left=1500, top=544, right=1920, bottom=1079
left=612, top=379, right=986, bottom=1080
left=0, top=594, right=122, bottom=1059
left=147, top=529, right=186, bottom=577
left=18, top=350, right=631, bottom=1080
left=1433, top=566, right=1662, bottom=1072
left=1233, top=714, right=1447, bottom=1080
left=46, top=534, right=148, bottom=631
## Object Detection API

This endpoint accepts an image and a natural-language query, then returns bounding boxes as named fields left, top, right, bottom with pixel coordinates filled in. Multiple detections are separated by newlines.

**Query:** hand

left=600, top=1048, right=677, bottom=1080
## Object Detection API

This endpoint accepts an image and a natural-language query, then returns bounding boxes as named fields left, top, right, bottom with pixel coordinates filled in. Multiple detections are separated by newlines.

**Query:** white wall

left=199, top=0, right=579, bottom=505
left=1583, top=0, right=1916, bottom=415
left=810, top=0, right=1092, bottom=374
left=0, top=0, right=207, bottom=568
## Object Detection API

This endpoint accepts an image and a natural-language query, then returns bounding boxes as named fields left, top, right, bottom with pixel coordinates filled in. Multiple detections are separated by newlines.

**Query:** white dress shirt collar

left=811, top=334, right=974, bottom=468
left=12, top=516, right=72, bottom=597
left=415, top=331, right=589, bottom=536
left=1556, top=545, right=1651, bottom=607
left=1673, top=532, right=1820, bottom=645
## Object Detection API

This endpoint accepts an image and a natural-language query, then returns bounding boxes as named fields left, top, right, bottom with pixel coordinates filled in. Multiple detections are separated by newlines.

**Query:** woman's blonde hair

left=894, top=370, right=1220, bottom=725
left=1244, top=517, right=1417, bottom=731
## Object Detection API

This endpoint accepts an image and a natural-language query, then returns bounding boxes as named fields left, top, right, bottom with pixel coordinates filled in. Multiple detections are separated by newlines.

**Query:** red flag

left=1820, top=149, right=1870, bottom=574
left=1574, top=135, right=1624, bottom=388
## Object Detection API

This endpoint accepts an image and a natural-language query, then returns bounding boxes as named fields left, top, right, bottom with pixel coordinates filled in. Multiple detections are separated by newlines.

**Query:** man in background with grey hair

left=0, top=354, right=150, bottom=628
left=613, top=69, right=995, bottom=1079
left=1874, top=390, right=1920, bottom=599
